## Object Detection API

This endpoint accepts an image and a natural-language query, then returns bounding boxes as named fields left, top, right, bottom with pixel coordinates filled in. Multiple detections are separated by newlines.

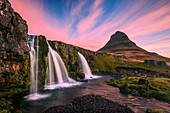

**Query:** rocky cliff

left=0, top=0, right=29, bottom=111
left=0, top=0, right=30, bottom=113
left=99, top=31, right=170, bottom=64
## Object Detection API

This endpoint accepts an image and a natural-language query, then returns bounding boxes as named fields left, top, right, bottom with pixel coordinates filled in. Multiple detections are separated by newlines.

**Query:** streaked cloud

left=9, top=0, right=170, bottom=57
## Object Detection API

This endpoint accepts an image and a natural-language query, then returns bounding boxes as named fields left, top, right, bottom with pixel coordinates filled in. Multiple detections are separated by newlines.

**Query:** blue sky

left=10, top=0, right=170, bottom=57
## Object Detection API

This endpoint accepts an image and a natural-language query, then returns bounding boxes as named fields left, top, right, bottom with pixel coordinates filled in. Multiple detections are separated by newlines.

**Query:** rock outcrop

left=0, top=0, right=29, bottom=90
left=144, top=60, right=167, bottom=67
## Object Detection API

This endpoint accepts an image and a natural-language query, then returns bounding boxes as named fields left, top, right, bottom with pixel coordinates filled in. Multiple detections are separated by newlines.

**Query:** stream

left=21, top=76, right=170, bottom=113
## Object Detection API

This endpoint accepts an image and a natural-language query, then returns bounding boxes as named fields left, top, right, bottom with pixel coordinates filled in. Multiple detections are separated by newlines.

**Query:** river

left=21, top=76, right=170, bottom=113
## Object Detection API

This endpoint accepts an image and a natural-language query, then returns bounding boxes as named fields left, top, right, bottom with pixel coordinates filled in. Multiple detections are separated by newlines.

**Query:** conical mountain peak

left=110, top=31, right=129, bottom=40
left=99, top=31, right=139, bottom=52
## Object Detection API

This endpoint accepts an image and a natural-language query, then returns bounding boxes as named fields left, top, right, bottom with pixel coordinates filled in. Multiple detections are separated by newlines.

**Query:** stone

left=130, top=89, right=138, bottom=96
left=138, top=78, right=148, bottom=85
left=158, top=61, right=167, bottom=67
left=75, top=72, right=85, bottom=79
left=0, top=0, right=29, bottom=55
left=144, top=60, right=167, bottom=67
left=119, top=84, right=129, bottom=94
left=44, top=95, right=134, bottom=113
left=167, top=70, right=170, bottom=74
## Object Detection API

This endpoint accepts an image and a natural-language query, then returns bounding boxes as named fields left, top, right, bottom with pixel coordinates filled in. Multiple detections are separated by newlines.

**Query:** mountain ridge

left=99, top=31, right=170, bottom=64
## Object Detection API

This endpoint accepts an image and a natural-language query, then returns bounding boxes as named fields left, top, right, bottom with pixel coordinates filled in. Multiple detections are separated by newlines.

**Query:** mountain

left=99, top=31, right=170, bottom=64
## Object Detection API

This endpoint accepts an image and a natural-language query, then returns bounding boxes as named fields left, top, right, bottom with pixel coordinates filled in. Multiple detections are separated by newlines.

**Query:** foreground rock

left=44, top=95, right=134, bottom=113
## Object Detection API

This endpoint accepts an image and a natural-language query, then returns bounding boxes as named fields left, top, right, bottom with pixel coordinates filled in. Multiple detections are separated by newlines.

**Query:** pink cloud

left=9, top=0, right=69, bottom=42
left=122, top=3, right=170, bottom=38
left=8, top=0, right=170, bottom=57
left=71, top=0, right=87, bottom=17
left=77, top=7, right=103, bottom=34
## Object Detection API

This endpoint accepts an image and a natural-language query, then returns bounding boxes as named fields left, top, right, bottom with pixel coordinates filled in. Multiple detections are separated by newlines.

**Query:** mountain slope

left=99, top=31, right=170, bottom=64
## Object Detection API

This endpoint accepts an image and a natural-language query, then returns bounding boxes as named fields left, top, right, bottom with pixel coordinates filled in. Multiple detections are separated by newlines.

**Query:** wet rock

left=130, top=89, right=138, bottom=96
left=119, top=84, right=129, bottom=94
left=44, top=95, right=134, bottom=113
left=76, top=72, right=85, bottom=79
left=70, top=72, right=85, bottom=81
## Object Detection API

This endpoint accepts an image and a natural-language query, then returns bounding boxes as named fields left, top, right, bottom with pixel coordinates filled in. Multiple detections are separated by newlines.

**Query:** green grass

left=107, top=77, right=170, bottom=102
left=89, top=54, right=170, bottom=77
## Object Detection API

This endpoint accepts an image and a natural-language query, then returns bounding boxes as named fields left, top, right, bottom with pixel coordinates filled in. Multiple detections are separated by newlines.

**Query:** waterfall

left=25, top=37, right=80, bottom=100
left=26, top=36, right=49, bottom=100
left=45, top=41, right=77, bottom=90
left=78, top=52, right=92, bottom=79
left=28, top=36, right=38, bottom=94
left=78, top=52, right=100, bottom=79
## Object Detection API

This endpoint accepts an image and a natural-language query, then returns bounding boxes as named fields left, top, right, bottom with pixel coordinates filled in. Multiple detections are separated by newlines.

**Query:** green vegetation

left=39, top=35, right=49, bottom=89
left=107, top=77, right=170, bottom=102
left=0, top=53, right=30, bottom=113
left=89, top=54, right=170, bottom=77
left=90, top=54, right=116, bottom=73
left=146, top=109, right=163, bottom=113
left=47, top=40, right=170, bottom=79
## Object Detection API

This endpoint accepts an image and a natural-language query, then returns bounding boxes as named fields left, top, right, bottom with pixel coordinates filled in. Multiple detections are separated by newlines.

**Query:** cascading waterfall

left=78, top=52, right=100, bottom=79
left=27, top=36, right=38, bottom=94
left=25, top=37, right=80, bottom=100
left=25, top=36, right=49, bottom=100
left=45, top=42, right=77, bottom=90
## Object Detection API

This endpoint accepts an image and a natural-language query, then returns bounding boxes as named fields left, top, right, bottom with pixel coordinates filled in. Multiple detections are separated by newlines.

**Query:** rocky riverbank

left=107, top=76, right=170, bottom=103
left=44, top=95, right=134, bottom=113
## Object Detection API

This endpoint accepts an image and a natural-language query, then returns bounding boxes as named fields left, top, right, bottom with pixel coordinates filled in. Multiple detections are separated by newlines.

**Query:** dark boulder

left=167, top=70, right=170, bottom=74
left=138, top=78, right=153, bottom=90
left=138, top=78, right=148, bottom=85
left=119, top=84, right=129, bottom=94
left=130, top=89, right=138, bottom=96
left=76, top=72, right=85, bottom=79
left=70, top=72, right=85, bottom=80
left=129, top=86, right=138, bottom=96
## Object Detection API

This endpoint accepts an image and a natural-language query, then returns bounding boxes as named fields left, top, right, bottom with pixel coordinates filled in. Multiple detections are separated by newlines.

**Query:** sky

left=9, top=0, right=170, bottom=58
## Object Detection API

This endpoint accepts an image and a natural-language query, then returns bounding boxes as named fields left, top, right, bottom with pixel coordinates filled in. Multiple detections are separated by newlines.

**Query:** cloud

left=9, top=0, right=170, bottom=57
left=9, top=0, right=69, bottom=42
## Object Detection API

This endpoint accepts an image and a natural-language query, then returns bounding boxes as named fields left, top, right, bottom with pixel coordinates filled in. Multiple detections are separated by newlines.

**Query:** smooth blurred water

left=46, top=41, right=75, bottom=85
left=78, top=52, right=101, bottom=79
left=21, top=76, right=170, bottom=113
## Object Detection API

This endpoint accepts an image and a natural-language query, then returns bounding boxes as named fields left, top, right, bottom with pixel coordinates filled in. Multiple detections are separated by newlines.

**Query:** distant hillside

left=99, top=31, right=170, bottom=64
